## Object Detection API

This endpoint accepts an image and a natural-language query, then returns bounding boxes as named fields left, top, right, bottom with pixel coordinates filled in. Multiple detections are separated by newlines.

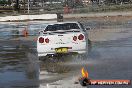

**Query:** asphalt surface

left=0, top=21, right=132, bottom=88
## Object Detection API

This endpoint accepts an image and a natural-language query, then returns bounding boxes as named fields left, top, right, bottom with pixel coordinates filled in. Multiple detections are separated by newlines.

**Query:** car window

left=79, top=23, right=85, bottom=29
left=44, top=23, right=80, bottom=31
left=78, top=22, right=86, bottom=32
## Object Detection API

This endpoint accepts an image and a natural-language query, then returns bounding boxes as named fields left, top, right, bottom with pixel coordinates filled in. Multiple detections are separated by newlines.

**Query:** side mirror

left=86, top=27, right=91, bottom=30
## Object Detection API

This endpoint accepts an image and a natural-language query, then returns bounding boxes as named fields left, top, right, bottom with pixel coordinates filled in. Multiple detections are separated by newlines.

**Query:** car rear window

left=44, top=23, right=80, bottom=31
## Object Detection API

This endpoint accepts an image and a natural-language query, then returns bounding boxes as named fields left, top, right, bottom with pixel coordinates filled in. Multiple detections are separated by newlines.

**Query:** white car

left=37, top=22, right=89, bottom=58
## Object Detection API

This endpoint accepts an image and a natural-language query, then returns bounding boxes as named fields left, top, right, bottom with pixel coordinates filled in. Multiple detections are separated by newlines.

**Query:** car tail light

left=73, top=36, right=77, bottom=41
left=78, top=34, right=84, bottom=40
left=39, top=37, right=44, bottom=43
left=45, top=38, right=49, bottom=43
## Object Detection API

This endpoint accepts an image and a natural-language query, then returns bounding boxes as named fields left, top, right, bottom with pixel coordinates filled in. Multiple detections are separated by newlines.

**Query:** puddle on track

left=0, top=21, right=132, bottom=88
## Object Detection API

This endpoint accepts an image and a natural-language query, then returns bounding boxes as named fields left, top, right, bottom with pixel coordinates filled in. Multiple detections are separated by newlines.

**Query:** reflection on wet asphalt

left=0, top=40, right=39, bottom=88
left=86, top=37, right=132, bottom=88
left=0, top=22, right=132, bottom=88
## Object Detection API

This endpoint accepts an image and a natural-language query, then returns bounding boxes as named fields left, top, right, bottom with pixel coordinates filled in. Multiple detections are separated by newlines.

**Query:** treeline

left=0, top=0, right=132, bottom=6
left=90, top=0, right=131, bottom=4
left=0, top=0, right=8, bottom=4
left=103, top=0, right=132, bottom=4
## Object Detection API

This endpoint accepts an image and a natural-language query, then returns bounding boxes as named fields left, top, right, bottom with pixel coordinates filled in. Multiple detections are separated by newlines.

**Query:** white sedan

left=37, top=22, right=89, bottom=58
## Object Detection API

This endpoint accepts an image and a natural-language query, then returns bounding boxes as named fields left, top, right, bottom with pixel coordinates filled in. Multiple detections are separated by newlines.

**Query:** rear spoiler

left=40, top=29, right=81, bottom=35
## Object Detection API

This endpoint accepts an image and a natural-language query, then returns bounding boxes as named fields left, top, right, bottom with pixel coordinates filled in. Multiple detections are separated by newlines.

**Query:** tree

left=14, top=0, right=20, bottom=12
left=104, top=0, right=131, bottom=4
left=8, top=0, right=11, bottom=5
left=33, top=0, right=36, bottom=5
left=75, top=0, right=83, bottom=7
left=0, top=0, right=8, bottom=5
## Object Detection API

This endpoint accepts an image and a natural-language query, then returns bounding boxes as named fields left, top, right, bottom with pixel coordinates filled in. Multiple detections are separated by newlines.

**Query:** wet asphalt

left=0, top=21, right=132, bottom=88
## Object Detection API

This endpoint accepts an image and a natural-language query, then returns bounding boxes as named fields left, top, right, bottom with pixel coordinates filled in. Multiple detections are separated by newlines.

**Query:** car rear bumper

left=37, top=42, right=87, bottom=57
left=38, top=50, right=87, bottom=57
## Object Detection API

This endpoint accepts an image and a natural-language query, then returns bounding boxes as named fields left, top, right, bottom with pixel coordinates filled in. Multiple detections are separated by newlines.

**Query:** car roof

left=27, top=21, right=80, bottom=28
left=45, top=21, right=79, bottom=25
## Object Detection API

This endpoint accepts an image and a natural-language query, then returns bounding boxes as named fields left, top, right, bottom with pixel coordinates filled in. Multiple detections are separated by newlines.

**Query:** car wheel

left=88, top=39, right=92, bottom=53
left=39, top=56, right=47, bottom=61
